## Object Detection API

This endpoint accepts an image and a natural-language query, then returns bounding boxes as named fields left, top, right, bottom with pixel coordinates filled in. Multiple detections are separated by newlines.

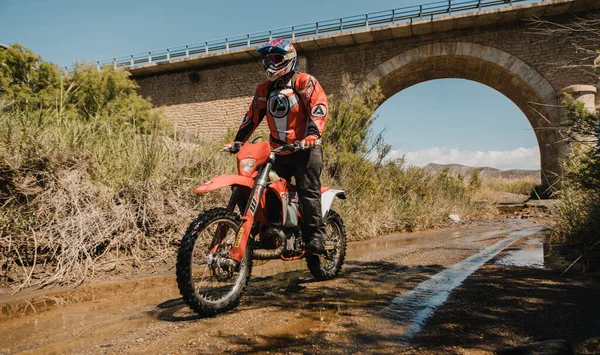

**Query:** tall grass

left=0, top=81, right=236, bottom=288
left=472, top=176, right=540, bottom=204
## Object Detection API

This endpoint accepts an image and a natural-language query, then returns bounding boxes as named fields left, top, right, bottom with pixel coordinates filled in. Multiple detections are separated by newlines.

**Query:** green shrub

left=0, top=44, right=60, bottom=110
left=551, top=97, right=600, bottom=247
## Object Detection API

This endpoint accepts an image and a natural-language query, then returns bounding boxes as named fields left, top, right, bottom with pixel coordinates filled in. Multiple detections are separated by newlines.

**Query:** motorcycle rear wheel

left=176, top=208, right=252, bottom=316
left=307, top=209, right=347, bottom=281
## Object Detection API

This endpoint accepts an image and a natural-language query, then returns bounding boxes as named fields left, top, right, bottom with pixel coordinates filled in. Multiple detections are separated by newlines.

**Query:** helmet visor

left=262, top=53, right=285, bottom=68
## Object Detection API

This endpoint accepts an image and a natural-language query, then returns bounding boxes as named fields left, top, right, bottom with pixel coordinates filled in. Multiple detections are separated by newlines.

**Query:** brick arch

left=357, top=42, right=565, bottom=192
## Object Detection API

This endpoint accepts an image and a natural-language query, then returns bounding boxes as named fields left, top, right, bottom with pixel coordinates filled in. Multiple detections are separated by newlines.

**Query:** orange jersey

left=235, top=72, right=328, bottom=148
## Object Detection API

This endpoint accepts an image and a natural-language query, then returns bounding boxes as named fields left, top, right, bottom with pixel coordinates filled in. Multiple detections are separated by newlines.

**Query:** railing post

left=185, top=45, right=189, bottom=58
left=478, top=0, right=481, bottom=11
left=269, top=30, right=272, bottom=40
left=292, top=27, right=295, bottom=40
left=419, top=5, right=423, bottom=19
left=448, top=0, right=452, bottom=15
left=392, top=9, right=395, bottom=24
left=130, top=55, right=134, bottom=67
left=205, top=42, right=208, bottom=54
left=247, top=34, right=250, bottom=47
left=365, top=14, right=369, bottom=28
left=113, top=58, right=117, bottom=69
left=340, top=18, right=343, bottom=32
left=166, top=48, right=170, bottom=61
left=148, top=52, right=152, bottom=64
left=316, top=22, right=319, bottom=35
left=226, top=38, right=229, bottom=51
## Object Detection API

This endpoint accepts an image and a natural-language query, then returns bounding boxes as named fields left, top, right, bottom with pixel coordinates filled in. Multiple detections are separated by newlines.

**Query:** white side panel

left=321, top=189, right=344, bottom=218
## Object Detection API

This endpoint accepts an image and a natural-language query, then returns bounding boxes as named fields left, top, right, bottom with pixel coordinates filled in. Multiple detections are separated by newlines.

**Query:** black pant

left=272, top=146, right=326, bottom=244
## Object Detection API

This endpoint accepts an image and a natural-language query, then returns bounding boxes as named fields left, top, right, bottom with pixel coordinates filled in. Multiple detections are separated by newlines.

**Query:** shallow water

left=0, top=221, right=546, bottom=354
left=379, top=227, right=544, bottom=344
left=494, top=237, right=544, bottom=269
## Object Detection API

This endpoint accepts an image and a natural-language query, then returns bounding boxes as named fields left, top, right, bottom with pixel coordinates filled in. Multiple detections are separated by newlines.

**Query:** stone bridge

left=130, top=0, right=600, bottom=191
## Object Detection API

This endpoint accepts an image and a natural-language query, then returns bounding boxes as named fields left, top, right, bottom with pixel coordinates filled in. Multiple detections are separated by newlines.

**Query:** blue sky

left=0, top=0, right=540, bottom=170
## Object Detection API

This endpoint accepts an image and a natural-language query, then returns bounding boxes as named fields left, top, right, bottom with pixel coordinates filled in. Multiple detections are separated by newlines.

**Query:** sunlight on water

left=379, top=227, right=544, bottom=344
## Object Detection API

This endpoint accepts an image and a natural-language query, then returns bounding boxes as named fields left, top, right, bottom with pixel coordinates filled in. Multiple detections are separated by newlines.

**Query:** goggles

left=262, top=53, right=285, bottom=67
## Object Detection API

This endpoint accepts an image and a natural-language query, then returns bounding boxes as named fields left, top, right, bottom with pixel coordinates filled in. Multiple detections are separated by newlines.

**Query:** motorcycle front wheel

left=176, top=207, right=253, bottom=316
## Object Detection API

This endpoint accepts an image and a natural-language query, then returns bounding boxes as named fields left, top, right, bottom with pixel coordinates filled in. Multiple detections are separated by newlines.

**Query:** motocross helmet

left=257, top=38, right=297, bottom=81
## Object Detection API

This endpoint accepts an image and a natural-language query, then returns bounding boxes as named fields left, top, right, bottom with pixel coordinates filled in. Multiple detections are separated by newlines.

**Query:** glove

left=223, top=141, right=241, bottom=153
left=300, top=135, right=320, bottom=149
left=223, top=142, right=235, bottom=151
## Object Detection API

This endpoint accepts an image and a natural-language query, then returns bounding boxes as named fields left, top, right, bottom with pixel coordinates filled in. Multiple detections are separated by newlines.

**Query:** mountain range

left=423, top=163, right=540, bottom=179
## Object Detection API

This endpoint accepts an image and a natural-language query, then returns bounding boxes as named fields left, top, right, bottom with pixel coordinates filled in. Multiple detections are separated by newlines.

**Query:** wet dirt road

left=2, top=219, right=599, bottom=354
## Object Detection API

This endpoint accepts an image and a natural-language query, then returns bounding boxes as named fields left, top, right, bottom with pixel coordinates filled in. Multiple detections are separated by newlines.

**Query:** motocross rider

left=225, top=38, right=328, bottom=255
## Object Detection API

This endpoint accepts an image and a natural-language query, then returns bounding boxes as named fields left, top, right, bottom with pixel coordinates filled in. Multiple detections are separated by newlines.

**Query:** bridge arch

left=357, top=42, right=566, bottom=192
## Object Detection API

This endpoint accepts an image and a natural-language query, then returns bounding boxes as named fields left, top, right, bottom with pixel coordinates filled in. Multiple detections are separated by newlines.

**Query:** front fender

left=321, top=189, right=346, bottom=217
left=194, top=175, right=254, bottom=194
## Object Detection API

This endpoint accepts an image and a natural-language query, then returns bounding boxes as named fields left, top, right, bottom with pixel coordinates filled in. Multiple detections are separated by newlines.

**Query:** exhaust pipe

left=253, top=227, right=286, bottom=260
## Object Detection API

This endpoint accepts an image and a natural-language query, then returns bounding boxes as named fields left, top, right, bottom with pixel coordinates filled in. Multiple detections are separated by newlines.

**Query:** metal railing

left=64, top=0, right=541, bottom=71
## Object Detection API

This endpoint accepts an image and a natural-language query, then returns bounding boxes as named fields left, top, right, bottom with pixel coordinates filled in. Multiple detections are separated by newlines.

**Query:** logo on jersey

left=268, top=94, right=290, bottom=118
left=240, top=115, right=251, bottom=127
left=310, top=104, right=327, bottom=118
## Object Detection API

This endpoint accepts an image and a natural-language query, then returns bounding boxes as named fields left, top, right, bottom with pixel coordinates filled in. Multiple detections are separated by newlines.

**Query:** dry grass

left=472, top=176, right=541, bottom=204
left=0, top=100, right=238, bottom=289
left=0, top=99, right=530, bottom=291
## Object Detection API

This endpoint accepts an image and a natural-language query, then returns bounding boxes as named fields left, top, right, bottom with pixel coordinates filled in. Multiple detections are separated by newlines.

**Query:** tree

left=0, top=44, right=60, bottom=109
left=531, top=14, right=600, bottom=265
left=68, top=64, right=156, bottom=132
left=322, top=75, right=385, bottom=155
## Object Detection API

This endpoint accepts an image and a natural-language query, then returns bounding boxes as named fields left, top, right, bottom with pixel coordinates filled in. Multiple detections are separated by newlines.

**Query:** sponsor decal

left=304, top=78, right=314, bottom=99
left=268, top=93, right=290, bottom=118
left=249, top=189, right=260, bottom=214
left=234, top=227, right=244, bottom=248
left=240, top=115, right=251, bottom=127
left=311, top=104, right=327, bottom=118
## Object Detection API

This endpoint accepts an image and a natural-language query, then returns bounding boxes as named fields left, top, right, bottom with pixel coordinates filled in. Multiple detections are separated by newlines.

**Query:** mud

left=2, top=219, right=597, bottom=354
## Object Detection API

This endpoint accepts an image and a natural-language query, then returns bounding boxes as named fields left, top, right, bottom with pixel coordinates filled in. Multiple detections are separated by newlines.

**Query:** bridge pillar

left=558, top=84, right=597, bottom=113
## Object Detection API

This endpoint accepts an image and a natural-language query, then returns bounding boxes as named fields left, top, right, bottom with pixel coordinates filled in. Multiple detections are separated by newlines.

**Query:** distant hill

left=423, top=163, right=540, bottom=179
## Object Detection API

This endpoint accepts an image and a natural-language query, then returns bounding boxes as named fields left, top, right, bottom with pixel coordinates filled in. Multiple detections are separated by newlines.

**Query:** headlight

left=240, top=158, right=256, bottom=173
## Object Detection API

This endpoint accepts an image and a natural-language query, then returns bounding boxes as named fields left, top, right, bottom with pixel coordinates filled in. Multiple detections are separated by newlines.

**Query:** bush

left=551, top=97, right=600, bottom=249
left=0, top=44, right=60, bottom=110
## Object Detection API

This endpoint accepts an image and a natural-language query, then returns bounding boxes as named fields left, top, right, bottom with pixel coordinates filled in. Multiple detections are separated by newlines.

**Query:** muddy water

left=380, top=227, right=544, bottom=344
left=0, top=220, right=547, bottom=354
left=494, top=236, right=545, bottom=269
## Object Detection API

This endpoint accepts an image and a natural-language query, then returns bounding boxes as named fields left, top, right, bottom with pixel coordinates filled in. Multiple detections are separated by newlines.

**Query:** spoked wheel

left=307, top=209, right=347, bottom=281
left=176, top=208, right=252, bottom=316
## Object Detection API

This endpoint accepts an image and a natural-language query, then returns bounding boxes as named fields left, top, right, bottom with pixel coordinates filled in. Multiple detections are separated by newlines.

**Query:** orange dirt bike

left=176, top=141, right=347, bottom=316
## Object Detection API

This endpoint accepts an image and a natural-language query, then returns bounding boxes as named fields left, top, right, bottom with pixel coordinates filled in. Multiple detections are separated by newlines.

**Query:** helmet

left=257, top=38, right=297, bottom=81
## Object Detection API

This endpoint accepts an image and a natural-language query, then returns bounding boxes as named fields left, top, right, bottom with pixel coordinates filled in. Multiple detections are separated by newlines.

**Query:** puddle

left=0, top=223, right=528, bottom=321
left=494, top=237, right=544, bottom=269
left=379, top=227, right=544, bottom=344
left=346, top=224, right=521, bottom=259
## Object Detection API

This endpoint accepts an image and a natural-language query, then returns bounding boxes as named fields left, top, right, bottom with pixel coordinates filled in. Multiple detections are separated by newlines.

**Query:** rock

left=448, top=214, right=461, bottom=222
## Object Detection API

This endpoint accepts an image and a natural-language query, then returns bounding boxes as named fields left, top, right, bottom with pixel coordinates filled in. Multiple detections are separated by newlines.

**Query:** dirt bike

left=176, top=141, right=347, bottom=316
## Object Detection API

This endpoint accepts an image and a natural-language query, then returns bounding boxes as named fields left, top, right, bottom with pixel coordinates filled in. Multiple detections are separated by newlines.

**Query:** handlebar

left=223, top=140, right=321, bottom=154
left=271, top=142, right=303, bottom=154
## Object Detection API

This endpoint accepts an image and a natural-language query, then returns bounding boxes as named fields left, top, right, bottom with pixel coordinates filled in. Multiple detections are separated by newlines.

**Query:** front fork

left=229, top=156, right=275, bottom=262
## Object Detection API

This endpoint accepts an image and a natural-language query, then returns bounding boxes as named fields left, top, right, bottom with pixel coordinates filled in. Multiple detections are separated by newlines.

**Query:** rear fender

left=194, top=175, right=254, bottom=194
left=321, top=189, right=346, bottom=218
